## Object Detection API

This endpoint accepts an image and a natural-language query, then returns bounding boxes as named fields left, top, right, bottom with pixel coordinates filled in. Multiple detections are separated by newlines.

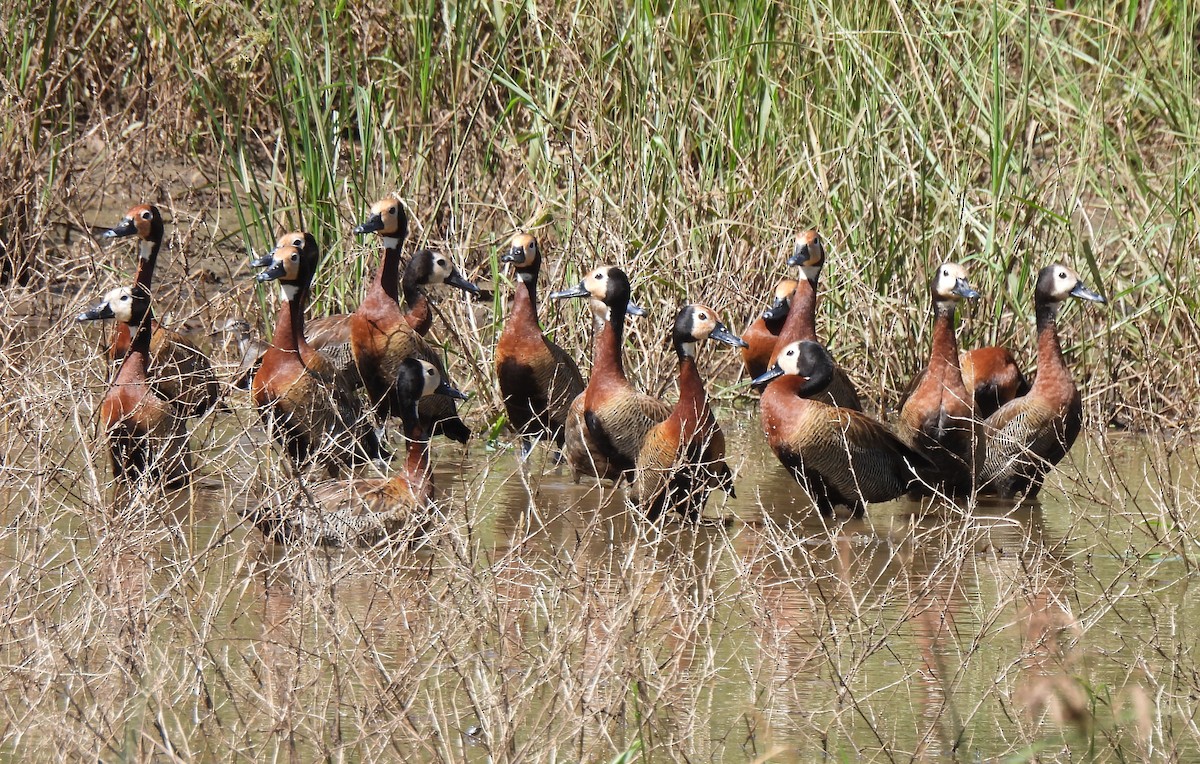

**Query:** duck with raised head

left=977, top=264, right=1105, bottom=498
left=551, top=265, right=668, bottom=482
left=495, top=234, right=585, bottom=455
left=897, top=262, right=982, bottom=493
left=633, top=305, right=747, bottom=520
left=79, top=285, right=191, bottom=487
left=252, top=244, right=384, bottom=476
left=754, top=340, right=925, bottom=517
left=245, top=359, right=466, bottom=546
left=742, top=278, right=797, bottom=379
left=766, top=230, right=862, bottom=410
left=350, top=197, right=472, bottom=443
left=102, top=203, right=219, bottom=417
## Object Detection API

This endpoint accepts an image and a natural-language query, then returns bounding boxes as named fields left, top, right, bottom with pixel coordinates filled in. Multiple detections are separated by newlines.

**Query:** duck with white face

left=977, top=263, right=1106, bottom=499
left=495, top=233, right=585, bottom=457
left=79, top=284, right=193, bottom=489
left=753, top=339, right=927, bottom=518
left=349, top=197, right=472, bottom=444
left=897, top=261, right=983, bottom=494
left=97, top=202, right=219, bottom=418
left=633, top=304, right=748, bottom=521
left=250, top=243, right=386, bottom=476
left=550, top=265, right=666, bottom=482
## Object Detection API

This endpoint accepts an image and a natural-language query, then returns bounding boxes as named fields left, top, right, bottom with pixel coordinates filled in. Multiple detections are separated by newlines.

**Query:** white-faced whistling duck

left=765, top=230, right=863, bottom=410
left=350, top=197, right=471, bottom=443
left=495, top=233, right=585, bottom=455
left=632, top=305, right=747, bottom=521
left=753, top=340, right=926, bottom=517
left=401, top=246, right=483, bottom=335
left=252, top=244, right=384, bottom=476
left=551, top=265, right=669, bottom=482
left=245, top=359, right=466, bottom=546
left=243, top=232, right=361, bottom=390
left=742, top=278, right=798, bottom=380
left=79, top=285, right=191, bottom=487
left=896, top=263, right=982, bottom=493
left=103, top=204, right=219, bottom=417
left=977, top=264, right=1105, bottom=498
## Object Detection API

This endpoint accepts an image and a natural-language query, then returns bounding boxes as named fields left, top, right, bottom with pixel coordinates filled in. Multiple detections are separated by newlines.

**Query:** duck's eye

left=437, top=259, right=446, bottom=267
left=121, top=295, right=130, bottom=302
left=388, top=206, right=397, bottom=216
left=697, top=312, right=708, bottom=321
left=290, top=253, right=298, bottom=261
left=1058, top=270, right=1068, bottom=279
left=141, top=211, right=152, bottom=220
left=942, top=269, right=950, bottom=277
left=292, top=237, right=302, bottom=246
left=595, top=272, right=605, bottom=281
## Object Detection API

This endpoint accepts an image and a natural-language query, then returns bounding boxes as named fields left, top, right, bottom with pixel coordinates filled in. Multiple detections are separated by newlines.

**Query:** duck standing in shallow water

left=349, top=197, right=472, bottom=443
left=79, top=285, right=192, bottom=488
left=495, top=234, right=585, bottom=456
left=754, top=340, right=925, bottom=518
left=766, top=231, right=862, bottom=410
left=633, top=305, right=747, bottom=520
left=897, top=262, right=981, bottom=493
left=102, top=204, right=219, bottom=417
left=741, top=278, right=798, bottom=380
left=551, top=265, right=669, bottom=482
left=245, top=359, right=466, bottom=546
left=252, top=244, right=384, bottom=476
left=978, top=264, right=1105, bottom=498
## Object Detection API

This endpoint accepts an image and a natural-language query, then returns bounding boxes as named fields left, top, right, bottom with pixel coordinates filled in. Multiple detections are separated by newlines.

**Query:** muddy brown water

left=1, top=388, right=1195, bottom=760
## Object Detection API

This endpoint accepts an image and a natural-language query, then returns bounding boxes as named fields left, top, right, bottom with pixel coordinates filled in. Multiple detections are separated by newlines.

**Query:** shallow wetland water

left=1, top=382, right=1194, bottom=760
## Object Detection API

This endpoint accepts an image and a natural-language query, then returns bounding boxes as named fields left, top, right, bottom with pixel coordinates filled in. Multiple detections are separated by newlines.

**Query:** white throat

left=383, top=236, right=401, bottom=251
left=280, top=284, right=301, bottom=302
left=680, top=341, right=697, bottom=358
left=138, top=240, right=154, bottom=261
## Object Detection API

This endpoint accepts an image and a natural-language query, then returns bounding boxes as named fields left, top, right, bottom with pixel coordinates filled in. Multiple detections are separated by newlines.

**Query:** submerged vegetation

left=1, top=0, right=1199, bottom=759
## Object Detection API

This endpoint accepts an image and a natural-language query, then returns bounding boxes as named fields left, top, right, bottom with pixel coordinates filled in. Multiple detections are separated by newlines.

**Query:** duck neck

left=369, top=238, right=403, bottom=303
left=1032, top=299, right=1070, bottom=392
left=272, top=284, right=310, bottom=354
left=673, top=348, right=707, bottom=425
left=593, top=306, right=627, bottom=382
left=403, top=278, right=432, bottom=334
left=511, top=268, right=540, bottom=327
left=132, top=237, right=162, bottom=289
left=401, top=414, right=432, bottom=497
left=121, top=313, right=154, bottom=380
left=929, top=301, right=963, bottom=380
left=780, top=276, right=818, bottom=344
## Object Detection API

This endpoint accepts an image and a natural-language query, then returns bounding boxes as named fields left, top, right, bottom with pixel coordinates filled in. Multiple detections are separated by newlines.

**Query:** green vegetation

left=0, top=0, right=1198, bottom=760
